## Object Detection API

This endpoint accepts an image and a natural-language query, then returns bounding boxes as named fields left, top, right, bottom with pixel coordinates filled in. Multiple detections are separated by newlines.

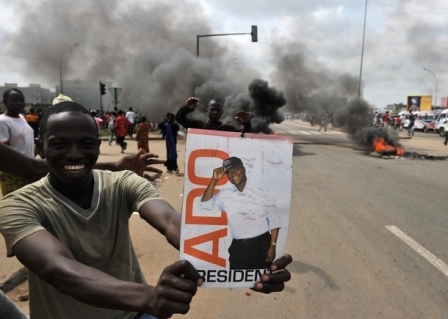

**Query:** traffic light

left=100, top=82, right=106, bottom=95
left=251, top=25, right=258, bottom=42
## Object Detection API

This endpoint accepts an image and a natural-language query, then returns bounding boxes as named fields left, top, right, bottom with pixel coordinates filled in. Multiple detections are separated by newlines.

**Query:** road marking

left=386, top=225, right=448, bottom=277
left=296, top=131, right=311, bottom=135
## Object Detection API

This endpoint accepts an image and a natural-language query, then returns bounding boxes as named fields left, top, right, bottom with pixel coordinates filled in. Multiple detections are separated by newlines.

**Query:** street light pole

left=59, top=43, right=79, bottom=94
left=423, top=68, right=438, bottom=108
left=358, top=0, right=368, bottom=99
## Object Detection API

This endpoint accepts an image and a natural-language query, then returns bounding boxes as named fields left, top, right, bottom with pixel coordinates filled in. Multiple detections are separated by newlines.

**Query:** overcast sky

left=0, top=0, right=447, bottom=110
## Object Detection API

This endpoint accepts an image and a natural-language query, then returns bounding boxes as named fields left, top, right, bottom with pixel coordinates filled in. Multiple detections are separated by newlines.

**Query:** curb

left=0, top=267, right=27, bottom=293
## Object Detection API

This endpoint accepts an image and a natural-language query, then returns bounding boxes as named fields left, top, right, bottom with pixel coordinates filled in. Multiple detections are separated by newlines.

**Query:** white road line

left=297, top=131, right=311, bottom=135
left=386, top=225, right=448, bottom=277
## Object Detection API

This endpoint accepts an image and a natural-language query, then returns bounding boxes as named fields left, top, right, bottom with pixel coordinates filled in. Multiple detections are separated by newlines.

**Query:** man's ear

left=35, top=138, right=45, bottom=159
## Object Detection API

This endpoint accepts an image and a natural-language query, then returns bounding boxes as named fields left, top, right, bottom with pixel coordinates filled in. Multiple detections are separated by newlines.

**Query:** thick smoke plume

left=4, top=0, right=260, bottom=121
left=334, top=98, right=401, bottom=151
left=269, top=39, right=360, bottom=117
left=223, top=79, right=286, bottom=133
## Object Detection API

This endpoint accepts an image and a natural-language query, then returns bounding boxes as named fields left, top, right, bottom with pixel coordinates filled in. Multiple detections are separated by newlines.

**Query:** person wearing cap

left=175, top=97, right=252, bottom=133
left=201, top=156, right=281, bottom=270
left=52, top=94, right=73, bottom=106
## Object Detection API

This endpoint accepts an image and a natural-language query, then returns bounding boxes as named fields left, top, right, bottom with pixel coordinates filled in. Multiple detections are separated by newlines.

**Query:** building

left=0, top=83, right=55, bottom=111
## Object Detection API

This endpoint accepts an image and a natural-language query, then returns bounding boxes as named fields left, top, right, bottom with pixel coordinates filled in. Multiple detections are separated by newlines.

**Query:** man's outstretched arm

left=13, top=230, right=202, bottom=318
left=0, top=143, right=47, bottom=183
left=0, top=144, right=163, bottom=184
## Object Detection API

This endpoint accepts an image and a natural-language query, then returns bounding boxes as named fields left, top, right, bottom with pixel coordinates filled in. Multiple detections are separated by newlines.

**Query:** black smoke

left=223, top=79, right=286, bottom=133
left=334, top=98, right=401, bottom=150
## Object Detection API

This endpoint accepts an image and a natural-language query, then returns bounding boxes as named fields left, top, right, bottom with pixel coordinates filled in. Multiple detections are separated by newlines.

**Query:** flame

left=273, top=131, right=279, bottom=135
left=373, top=137, right=404, bottom=155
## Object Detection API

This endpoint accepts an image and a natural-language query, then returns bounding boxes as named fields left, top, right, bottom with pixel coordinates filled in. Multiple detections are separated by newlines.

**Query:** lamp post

left=59, top=43, right=79, bottom=94
left=423, top=68, right=438, bottom=108
left=358, top=0, right=368, bottom=99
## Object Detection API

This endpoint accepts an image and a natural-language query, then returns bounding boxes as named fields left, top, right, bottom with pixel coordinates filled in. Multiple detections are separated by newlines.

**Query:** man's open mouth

left=63, top=164, right=86, bottom=174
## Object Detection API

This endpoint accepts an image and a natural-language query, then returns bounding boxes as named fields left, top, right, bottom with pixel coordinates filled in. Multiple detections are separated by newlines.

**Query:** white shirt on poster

left=200, top=179, right=281, bottom=240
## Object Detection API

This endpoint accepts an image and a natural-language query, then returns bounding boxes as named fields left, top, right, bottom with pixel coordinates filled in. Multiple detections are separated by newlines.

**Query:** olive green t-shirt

left=0, top=170, right=161, bottom=319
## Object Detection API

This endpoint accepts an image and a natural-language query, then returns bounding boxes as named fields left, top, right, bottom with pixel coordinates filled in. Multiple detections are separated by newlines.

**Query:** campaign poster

left=179, top=129, right=293, bottom=288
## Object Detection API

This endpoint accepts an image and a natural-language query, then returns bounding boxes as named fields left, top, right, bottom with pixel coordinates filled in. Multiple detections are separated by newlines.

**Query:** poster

left=179, top=129, right=293, bottom=288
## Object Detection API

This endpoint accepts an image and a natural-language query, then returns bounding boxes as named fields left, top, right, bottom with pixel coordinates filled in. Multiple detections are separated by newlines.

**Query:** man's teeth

left=64, top=165, right=85, bottom=172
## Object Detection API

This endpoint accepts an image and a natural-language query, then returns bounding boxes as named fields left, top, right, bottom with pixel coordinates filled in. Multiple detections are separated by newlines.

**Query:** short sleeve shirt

left=0, top=114, right=34, bottom=158
left=0, top=170, right=161, bottom=319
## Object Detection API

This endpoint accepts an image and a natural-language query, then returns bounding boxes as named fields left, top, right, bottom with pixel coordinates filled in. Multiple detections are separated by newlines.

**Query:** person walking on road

left=107, top=111, right=117, bottom=146
left=408, top=110, right=415, bottom=137
left=25, top=107, right=39, bottom=138
left=135, top=115, right=151, bottom=153
left=161, top=113, right=180, bottom=174
left=318, top=112, right=328, bottom=132
left=382, top=111, right=390, bottom=129
left=115, top=110, right=131, bottom=153
left=126, top=107, right=136, bottom=139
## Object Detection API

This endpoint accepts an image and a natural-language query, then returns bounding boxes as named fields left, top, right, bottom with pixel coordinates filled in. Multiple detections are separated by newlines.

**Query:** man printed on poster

left=201, top=156, right=281, bottom=270
left=180, top=129, right=292, bottom=288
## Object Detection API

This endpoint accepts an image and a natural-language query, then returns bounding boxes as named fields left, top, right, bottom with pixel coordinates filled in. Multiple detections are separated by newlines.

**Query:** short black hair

left=39, top=101, right=96, bottom=142
left=3, top=88, right=24, bottom=101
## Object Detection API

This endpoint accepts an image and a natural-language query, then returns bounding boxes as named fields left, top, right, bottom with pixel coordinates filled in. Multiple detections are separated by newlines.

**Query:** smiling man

left=0, top=102, right=292, bottom=319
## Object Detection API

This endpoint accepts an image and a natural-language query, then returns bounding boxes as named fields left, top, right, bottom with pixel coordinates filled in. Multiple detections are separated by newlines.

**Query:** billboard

left=407, top=95, right=432, bottom=111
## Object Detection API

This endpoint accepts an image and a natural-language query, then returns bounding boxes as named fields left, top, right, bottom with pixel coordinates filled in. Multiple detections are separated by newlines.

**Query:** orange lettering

left=188, top=149, right=229, bottom=186
left=185, top=188, right=227, bottom=225
left=184, top=228, right=228, bottom=267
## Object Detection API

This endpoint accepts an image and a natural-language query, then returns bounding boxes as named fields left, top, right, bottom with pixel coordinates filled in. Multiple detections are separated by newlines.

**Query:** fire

left=373, top=137, right=404, bottom=155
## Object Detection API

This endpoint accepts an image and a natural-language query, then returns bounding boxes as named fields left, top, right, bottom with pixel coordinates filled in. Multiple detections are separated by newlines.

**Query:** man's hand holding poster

left=180, top=129, right=293, bottom=288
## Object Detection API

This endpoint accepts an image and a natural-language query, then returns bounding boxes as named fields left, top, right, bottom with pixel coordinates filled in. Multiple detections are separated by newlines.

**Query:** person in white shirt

left=126, top=107, right=136, bottom=138
left=201, top=156, right=281, bottom=270
left=0, top=88, right=34, bottom=195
